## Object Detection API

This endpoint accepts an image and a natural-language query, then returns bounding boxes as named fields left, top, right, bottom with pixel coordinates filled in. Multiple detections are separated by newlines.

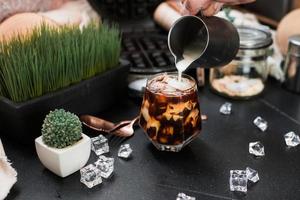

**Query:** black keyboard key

left=156, top=40, right=167, bottom=49
left=165, top=52, right=172, bottom=56
left=127, top=46, right=136, bottom=52
left=136, top=63, right=146, bottom=68
left=136, top=7, right=147, bottom=15
left=121, top=55, right=129, bottom=61
left=118, top=8, right=127, bottom=16
left=134, top=58, right=144, bottom=64
left=155, top=57, right=164, bottom=63
left=157, top=61, right=167, bottom=67
left=151, top=52, right=161, bottom=58
left=131, top=53, right=140, bottom=59
left=147, top=45, right=156, bottom=50
left=124, top=41, right=134, bottom=47
left=159, top=44, right=168, bottom=50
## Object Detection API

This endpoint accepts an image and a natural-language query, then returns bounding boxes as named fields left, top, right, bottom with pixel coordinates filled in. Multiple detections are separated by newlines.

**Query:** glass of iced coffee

left=139, top=72, right=201, bottom=152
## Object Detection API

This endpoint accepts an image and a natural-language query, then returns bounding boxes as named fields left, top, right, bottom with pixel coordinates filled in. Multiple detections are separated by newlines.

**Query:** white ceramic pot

left=35, top=133, right=91, bottom=177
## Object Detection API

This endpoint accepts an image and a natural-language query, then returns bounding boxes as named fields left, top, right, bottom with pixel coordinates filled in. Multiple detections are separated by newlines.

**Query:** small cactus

left=42, top=109, right=82, bottom=149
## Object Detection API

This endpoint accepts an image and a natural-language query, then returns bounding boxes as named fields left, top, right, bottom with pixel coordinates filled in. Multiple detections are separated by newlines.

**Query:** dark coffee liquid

left=140, top=74, right=201, bottom=146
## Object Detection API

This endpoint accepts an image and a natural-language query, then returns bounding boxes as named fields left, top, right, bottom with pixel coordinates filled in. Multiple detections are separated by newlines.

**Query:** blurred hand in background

left=0, top=0, right=68, bottom=22
left=182, top=0, right=256, bottom=16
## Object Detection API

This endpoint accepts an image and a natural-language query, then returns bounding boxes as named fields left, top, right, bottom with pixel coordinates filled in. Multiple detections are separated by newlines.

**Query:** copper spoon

left=80, top=115, right=139, bottom=137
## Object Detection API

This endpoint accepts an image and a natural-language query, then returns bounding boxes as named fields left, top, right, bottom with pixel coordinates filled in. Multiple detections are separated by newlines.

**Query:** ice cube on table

left=229, top=170, right=248, bottom=193
left=91, top=135, right=109, bottom=156
left=219, top=102, right=232, bottom=115
left=118, top=144, right=133, bottom=159
left=80, top=164, right=102, bottom=188
left=253, top=116, right=268, bottom=132
left=95, top=155, right=114, bottom=179
left=246, top=167, right=259, bottom=183
left=249, top=141, right=265, bottom=157
left=176, top=193, right=196, bottom=200
left=284, top=131, right=300, bottom=147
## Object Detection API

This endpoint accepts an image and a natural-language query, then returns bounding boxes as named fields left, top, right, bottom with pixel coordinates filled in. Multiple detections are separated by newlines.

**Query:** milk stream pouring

left=175, top=38, right=206, bottom=81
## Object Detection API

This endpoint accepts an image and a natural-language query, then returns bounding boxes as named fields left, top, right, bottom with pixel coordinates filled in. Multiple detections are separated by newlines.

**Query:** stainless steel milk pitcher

left=168, top=15, right=240, bottom=69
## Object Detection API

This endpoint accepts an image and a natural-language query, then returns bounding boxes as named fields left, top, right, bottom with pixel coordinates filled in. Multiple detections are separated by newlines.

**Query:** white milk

left=176, top=54, right=196, bottom=81
left=175, top=39, right=204, bottom=81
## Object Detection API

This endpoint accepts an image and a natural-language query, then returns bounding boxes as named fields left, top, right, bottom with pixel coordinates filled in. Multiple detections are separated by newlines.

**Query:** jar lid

left=237, top=26, right=273, bottom=49
left=288, top=35, right=300, bottom=56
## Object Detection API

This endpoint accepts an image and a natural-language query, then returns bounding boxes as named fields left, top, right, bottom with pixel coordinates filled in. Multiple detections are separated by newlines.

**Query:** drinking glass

left=139, top=72, right=201, bottom=152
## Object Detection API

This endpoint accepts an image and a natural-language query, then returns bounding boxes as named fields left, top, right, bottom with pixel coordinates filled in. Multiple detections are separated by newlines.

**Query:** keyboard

left=121, top=29, right=176, bottom=74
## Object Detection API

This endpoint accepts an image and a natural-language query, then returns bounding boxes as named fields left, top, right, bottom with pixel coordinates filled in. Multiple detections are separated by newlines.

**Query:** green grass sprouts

left=0, top=23, right=121, bottom=102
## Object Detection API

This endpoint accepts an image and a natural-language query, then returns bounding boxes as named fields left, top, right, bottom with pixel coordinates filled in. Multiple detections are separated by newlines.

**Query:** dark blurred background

left=88, top=0, right=300, bottom=24
left=241, top=0, right=300, bottom=25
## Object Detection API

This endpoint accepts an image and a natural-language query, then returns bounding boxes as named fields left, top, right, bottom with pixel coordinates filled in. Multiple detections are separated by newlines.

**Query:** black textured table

left=3, top=80, right=300, bottom=200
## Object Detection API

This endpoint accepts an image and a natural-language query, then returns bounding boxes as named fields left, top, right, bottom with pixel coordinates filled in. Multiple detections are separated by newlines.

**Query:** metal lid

left=237, top=26, right=273, bottom=49
left=288, top=35, right=300, bottom=56
left=289, top=35, right=300, bottom=46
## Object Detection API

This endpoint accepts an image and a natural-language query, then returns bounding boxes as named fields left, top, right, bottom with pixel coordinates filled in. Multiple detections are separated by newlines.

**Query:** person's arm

left=182, top=0, right=255, bottom=16
left=0, top=0, right=67, bottom=22
left=215, top=0, right=255, bottom=5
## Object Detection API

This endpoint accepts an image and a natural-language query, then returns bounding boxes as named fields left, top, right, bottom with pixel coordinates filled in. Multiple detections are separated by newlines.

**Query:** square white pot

left=35, top=133, right=91, bottom=177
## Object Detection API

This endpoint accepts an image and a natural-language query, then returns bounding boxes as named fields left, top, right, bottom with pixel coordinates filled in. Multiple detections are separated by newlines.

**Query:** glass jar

left=139, top=72, right=201, bottom=152
left=210, top=26, right=273, bottom=99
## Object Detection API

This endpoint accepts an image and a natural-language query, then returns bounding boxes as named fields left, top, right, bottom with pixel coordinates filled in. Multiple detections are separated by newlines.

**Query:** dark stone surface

left=3, top=81, right=300, bottom=200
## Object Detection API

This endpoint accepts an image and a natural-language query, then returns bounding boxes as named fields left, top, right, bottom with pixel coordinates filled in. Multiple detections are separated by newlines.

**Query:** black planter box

left=0, top=60, right=130, bottom=144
